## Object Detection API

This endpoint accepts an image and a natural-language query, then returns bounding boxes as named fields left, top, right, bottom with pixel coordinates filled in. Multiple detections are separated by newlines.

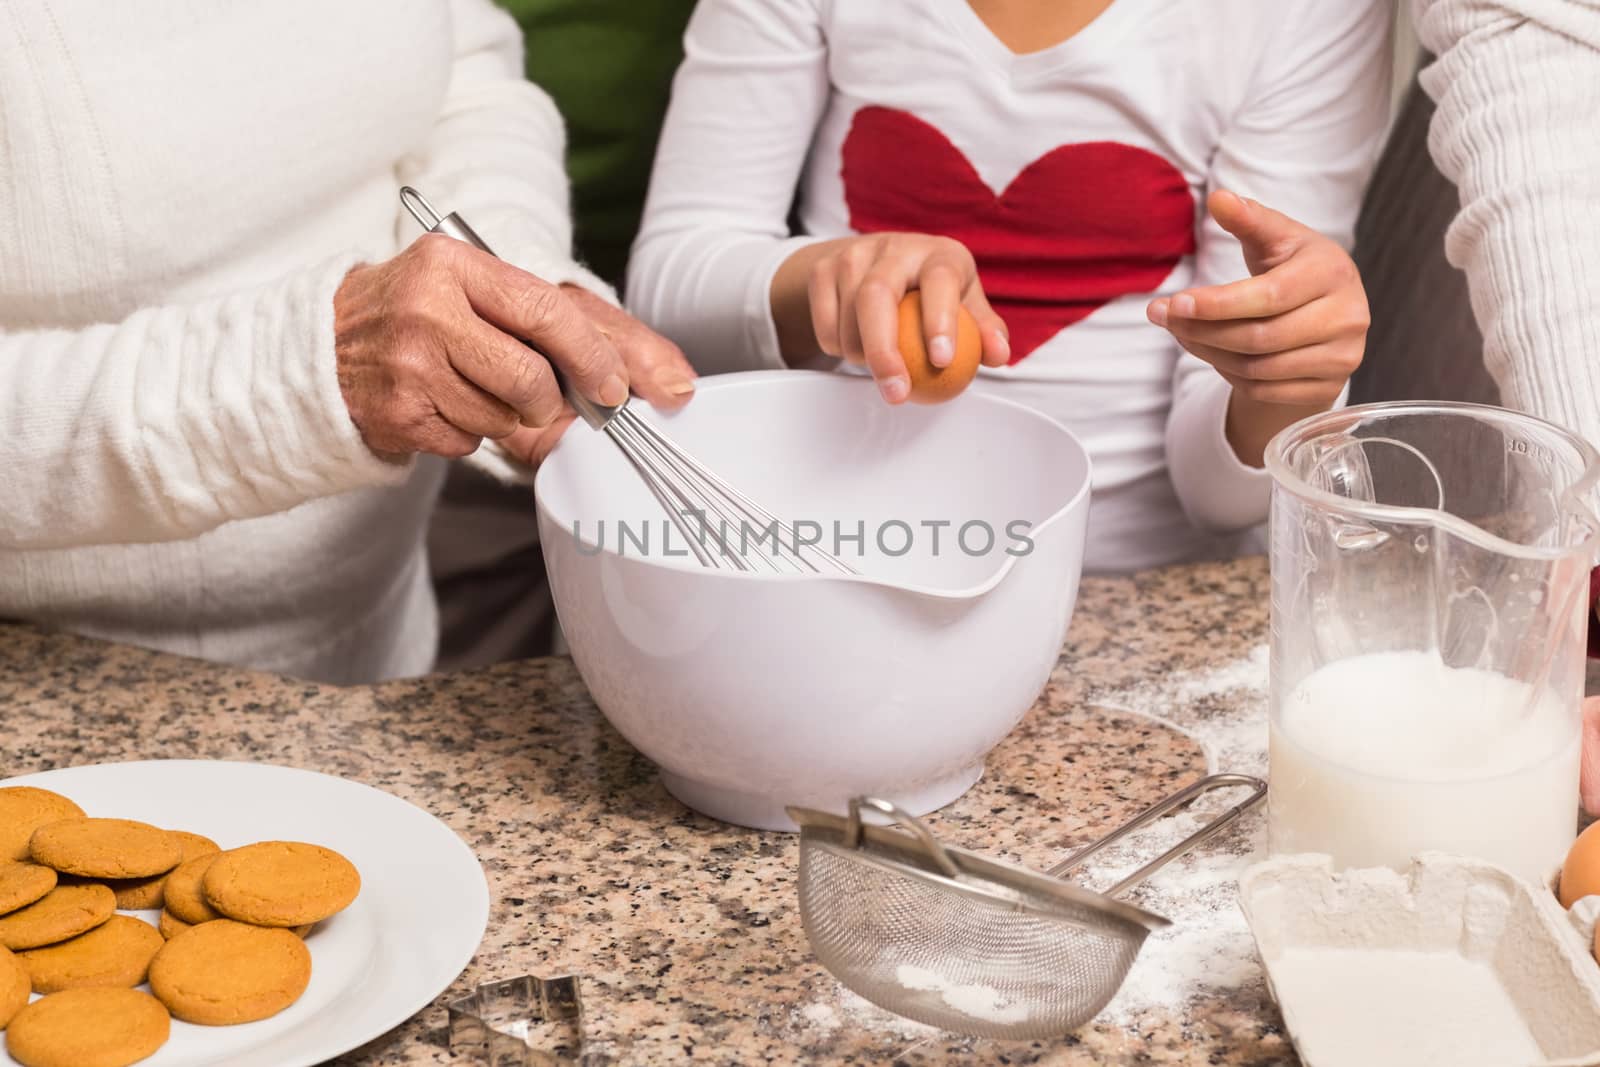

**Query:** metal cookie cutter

left=447, top=974, right=586, bottom=1066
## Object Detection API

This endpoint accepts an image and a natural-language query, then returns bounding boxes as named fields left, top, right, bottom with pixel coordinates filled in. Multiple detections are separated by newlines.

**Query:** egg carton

left=1239, top=853, right=1600, bottom=1067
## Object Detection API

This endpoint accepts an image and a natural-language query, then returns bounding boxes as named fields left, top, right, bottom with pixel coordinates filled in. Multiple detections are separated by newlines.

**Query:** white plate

left=1, top=760, right=489, bottom=1067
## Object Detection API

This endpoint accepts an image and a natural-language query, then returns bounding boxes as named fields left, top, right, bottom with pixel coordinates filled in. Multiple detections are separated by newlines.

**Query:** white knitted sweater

left=1413, top=0, right=1600, bottom=451
left=0, top=0, right=603, bottom=683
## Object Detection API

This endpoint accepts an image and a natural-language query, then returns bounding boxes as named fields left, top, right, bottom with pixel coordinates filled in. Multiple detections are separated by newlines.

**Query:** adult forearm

left=1414, top=0, right=1600, bottom=446
left=0, top=253, right=402, bottom=550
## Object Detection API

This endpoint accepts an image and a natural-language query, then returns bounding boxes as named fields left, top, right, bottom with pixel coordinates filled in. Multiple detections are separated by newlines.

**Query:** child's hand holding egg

left=897, top=292, right=982, bottom=404
left=771, top=232, right=1009, bottom=404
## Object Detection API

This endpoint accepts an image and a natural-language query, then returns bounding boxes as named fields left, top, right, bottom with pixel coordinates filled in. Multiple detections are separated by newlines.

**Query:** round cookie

left=101, top=830, right=220, bottom=912
left=162, top=853, right=223, bottom=926
left=156, top=910, right=189, bottom=941
left=157, top=909, right=310, bottom=942
left=0, top=789, right=84, bottom=864
left=203, top=841, right=360, bottom=927
left=104, top=878, right=164, bottom=912
left=0, top=885, right=115, bottom=951
left=0, top=947, right=28, bottom=1030
left=149, top=920, right=311, bottom=1025
left=4, top=987, right=169, bottom=1067
left=169, top=832, right=220, bottom=861
left=0, top=864, right=56, bottom=917
left=18, top=915, right=165, bottom=993
left=29, top=819, right=181, bottom=880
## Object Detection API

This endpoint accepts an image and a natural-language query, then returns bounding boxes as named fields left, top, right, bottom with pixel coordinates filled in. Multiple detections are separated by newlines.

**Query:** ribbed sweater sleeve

left=396, top=0, right=615, bottom=305
left=1413, top=0, right=1600, bottom=448
left=397, top=0, right=619, bottom=486
left=0, top=250, right=406, bottom=550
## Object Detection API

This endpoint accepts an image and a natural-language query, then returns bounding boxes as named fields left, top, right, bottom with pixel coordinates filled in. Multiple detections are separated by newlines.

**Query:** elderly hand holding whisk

left=335, top=233, right=696, bottom=471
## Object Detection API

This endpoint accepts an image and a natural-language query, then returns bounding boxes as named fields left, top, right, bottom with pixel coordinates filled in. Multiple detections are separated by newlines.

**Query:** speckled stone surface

left=0, top=557, right=1290, bottom=1065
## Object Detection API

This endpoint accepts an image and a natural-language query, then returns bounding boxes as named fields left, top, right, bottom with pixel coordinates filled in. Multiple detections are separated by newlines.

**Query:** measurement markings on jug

left=1507, top=437, right=1554, bottom=463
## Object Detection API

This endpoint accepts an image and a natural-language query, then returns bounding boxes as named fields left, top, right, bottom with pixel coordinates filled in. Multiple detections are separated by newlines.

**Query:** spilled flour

left=787, top=645, right=1275, bottom=1041
left=1084, top=643, right=1271, bottom=1025
left=788, top=986, right=942, bottom=1045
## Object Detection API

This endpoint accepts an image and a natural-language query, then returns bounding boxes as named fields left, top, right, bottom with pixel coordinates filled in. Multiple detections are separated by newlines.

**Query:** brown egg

left=1558, top=821, right=1600, bottom=908
left=897, top=291, right=983, bottom=404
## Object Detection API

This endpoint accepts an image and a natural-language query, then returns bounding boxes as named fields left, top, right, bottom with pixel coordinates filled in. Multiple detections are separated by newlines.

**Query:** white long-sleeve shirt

left=1412, top=0, right=1600, bottom=453
left=628, top=0, right=1393, bottom=572
left=0, top=0, right=602, bottom=683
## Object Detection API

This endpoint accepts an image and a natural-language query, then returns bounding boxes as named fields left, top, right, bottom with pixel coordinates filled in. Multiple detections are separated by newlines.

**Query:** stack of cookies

left=0, top=785, right=360, bottom=1067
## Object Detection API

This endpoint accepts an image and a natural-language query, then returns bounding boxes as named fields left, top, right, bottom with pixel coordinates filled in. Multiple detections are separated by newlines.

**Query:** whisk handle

left=399, top=186, right=623, bottom=430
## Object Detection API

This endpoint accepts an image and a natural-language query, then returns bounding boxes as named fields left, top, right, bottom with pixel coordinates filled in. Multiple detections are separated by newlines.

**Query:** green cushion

left=498, top=0, right=697, bottom=293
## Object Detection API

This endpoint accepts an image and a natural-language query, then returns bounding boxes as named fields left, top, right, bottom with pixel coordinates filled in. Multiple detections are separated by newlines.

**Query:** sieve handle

left=398, top=186, right=622, bottom=431
left=1045, top=773, right=1266, bottom=898
left=846, top=797, right=962, bottom=879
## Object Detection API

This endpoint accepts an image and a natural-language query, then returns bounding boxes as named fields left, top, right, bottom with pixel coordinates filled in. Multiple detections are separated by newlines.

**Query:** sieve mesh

left=790, top=775, right=1267, bottom=1040
left=798, top=839, right=1148, bottom=1040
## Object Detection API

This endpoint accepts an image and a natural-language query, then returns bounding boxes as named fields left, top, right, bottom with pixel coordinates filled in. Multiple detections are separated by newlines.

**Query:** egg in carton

left=1240, top=853, right=1600, bottom=1067
left=1557, top=822, right=1600, bottom=960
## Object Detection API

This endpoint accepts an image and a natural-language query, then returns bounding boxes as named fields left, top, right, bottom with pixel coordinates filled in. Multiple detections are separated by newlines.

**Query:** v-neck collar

left=935, top=0, right=1141, bottom=83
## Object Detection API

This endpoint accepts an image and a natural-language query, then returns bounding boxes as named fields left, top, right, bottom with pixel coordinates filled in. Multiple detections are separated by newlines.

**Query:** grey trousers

left=426, top=462, right=558, bottom=672
left=1350, top=72, right=1498, bottom=408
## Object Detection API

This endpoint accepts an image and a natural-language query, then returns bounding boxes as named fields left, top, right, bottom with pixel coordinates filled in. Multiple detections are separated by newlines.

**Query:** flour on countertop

left=831, top=987, right=944, bottom=1040
left=790, top=646, right=1275, bottom=1039
left=1107, top=642, right=1271, bottom=777
left=1083, top=644, right=1273, bottom=1025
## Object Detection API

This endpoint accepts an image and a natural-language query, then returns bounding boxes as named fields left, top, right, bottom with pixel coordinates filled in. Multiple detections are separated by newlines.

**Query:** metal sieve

left=788, top=773, right=1266, bottom=1040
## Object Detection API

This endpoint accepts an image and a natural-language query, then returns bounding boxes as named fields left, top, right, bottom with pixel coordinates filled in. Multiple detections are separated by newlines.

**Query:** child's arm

left=626, top=0, right=831, bottom=375
left=1149, top=191, right=1370, bottom=467
left=1149, top=0, right=1394, bottom=534
left=628, top=0, right=1007, bottom=400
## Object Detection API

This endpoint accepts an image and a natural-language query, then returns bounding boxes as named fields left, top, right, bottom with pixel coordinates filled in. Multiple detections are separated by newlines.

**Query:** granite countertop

left=1, top=557, right=1290, bottom=1065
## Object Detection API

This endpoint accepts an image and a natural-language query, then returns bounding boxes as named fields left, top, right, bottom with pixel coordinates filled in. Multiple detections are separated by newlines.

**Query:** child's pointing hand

left=1146, top=189, right=1370, bottom=466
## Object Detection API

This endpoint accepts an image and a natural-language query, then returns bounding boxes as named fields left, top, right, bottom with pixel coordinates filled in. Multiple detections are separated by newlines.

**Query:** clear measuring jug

left=1265, top=402, right=1600, bottom=885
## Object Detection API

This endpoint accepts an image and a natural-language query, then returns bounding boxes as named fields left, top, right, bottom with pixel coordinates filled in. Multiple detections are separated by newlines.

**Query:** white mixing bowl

left=535, top=371, right=1091, bottom=830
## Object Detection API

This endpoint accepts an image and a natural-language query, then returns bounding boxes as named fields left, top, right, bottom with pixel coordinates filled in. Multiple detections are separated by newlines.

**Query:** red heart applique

left=840, top=106, right=1197, bottom=363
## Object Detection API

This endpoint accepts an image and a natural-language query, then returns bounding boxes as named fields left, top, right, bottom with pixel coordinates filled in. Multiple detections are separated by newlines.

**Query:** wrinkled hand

left=1584, top=695, right=1600, bottom=816
left=1146, top=190, right=1370, bottom=465
left=334, top=234, right=629, bottom=461
left=778, top=233, right=1009, bottom=404
left=496, top=285, right=699, bottom=468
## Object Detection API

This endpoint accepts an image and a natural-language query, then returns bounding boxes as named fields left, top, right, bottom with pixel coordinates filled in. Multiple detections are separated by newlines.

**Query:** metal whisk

left=400, top=187, right=852, bottom=575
